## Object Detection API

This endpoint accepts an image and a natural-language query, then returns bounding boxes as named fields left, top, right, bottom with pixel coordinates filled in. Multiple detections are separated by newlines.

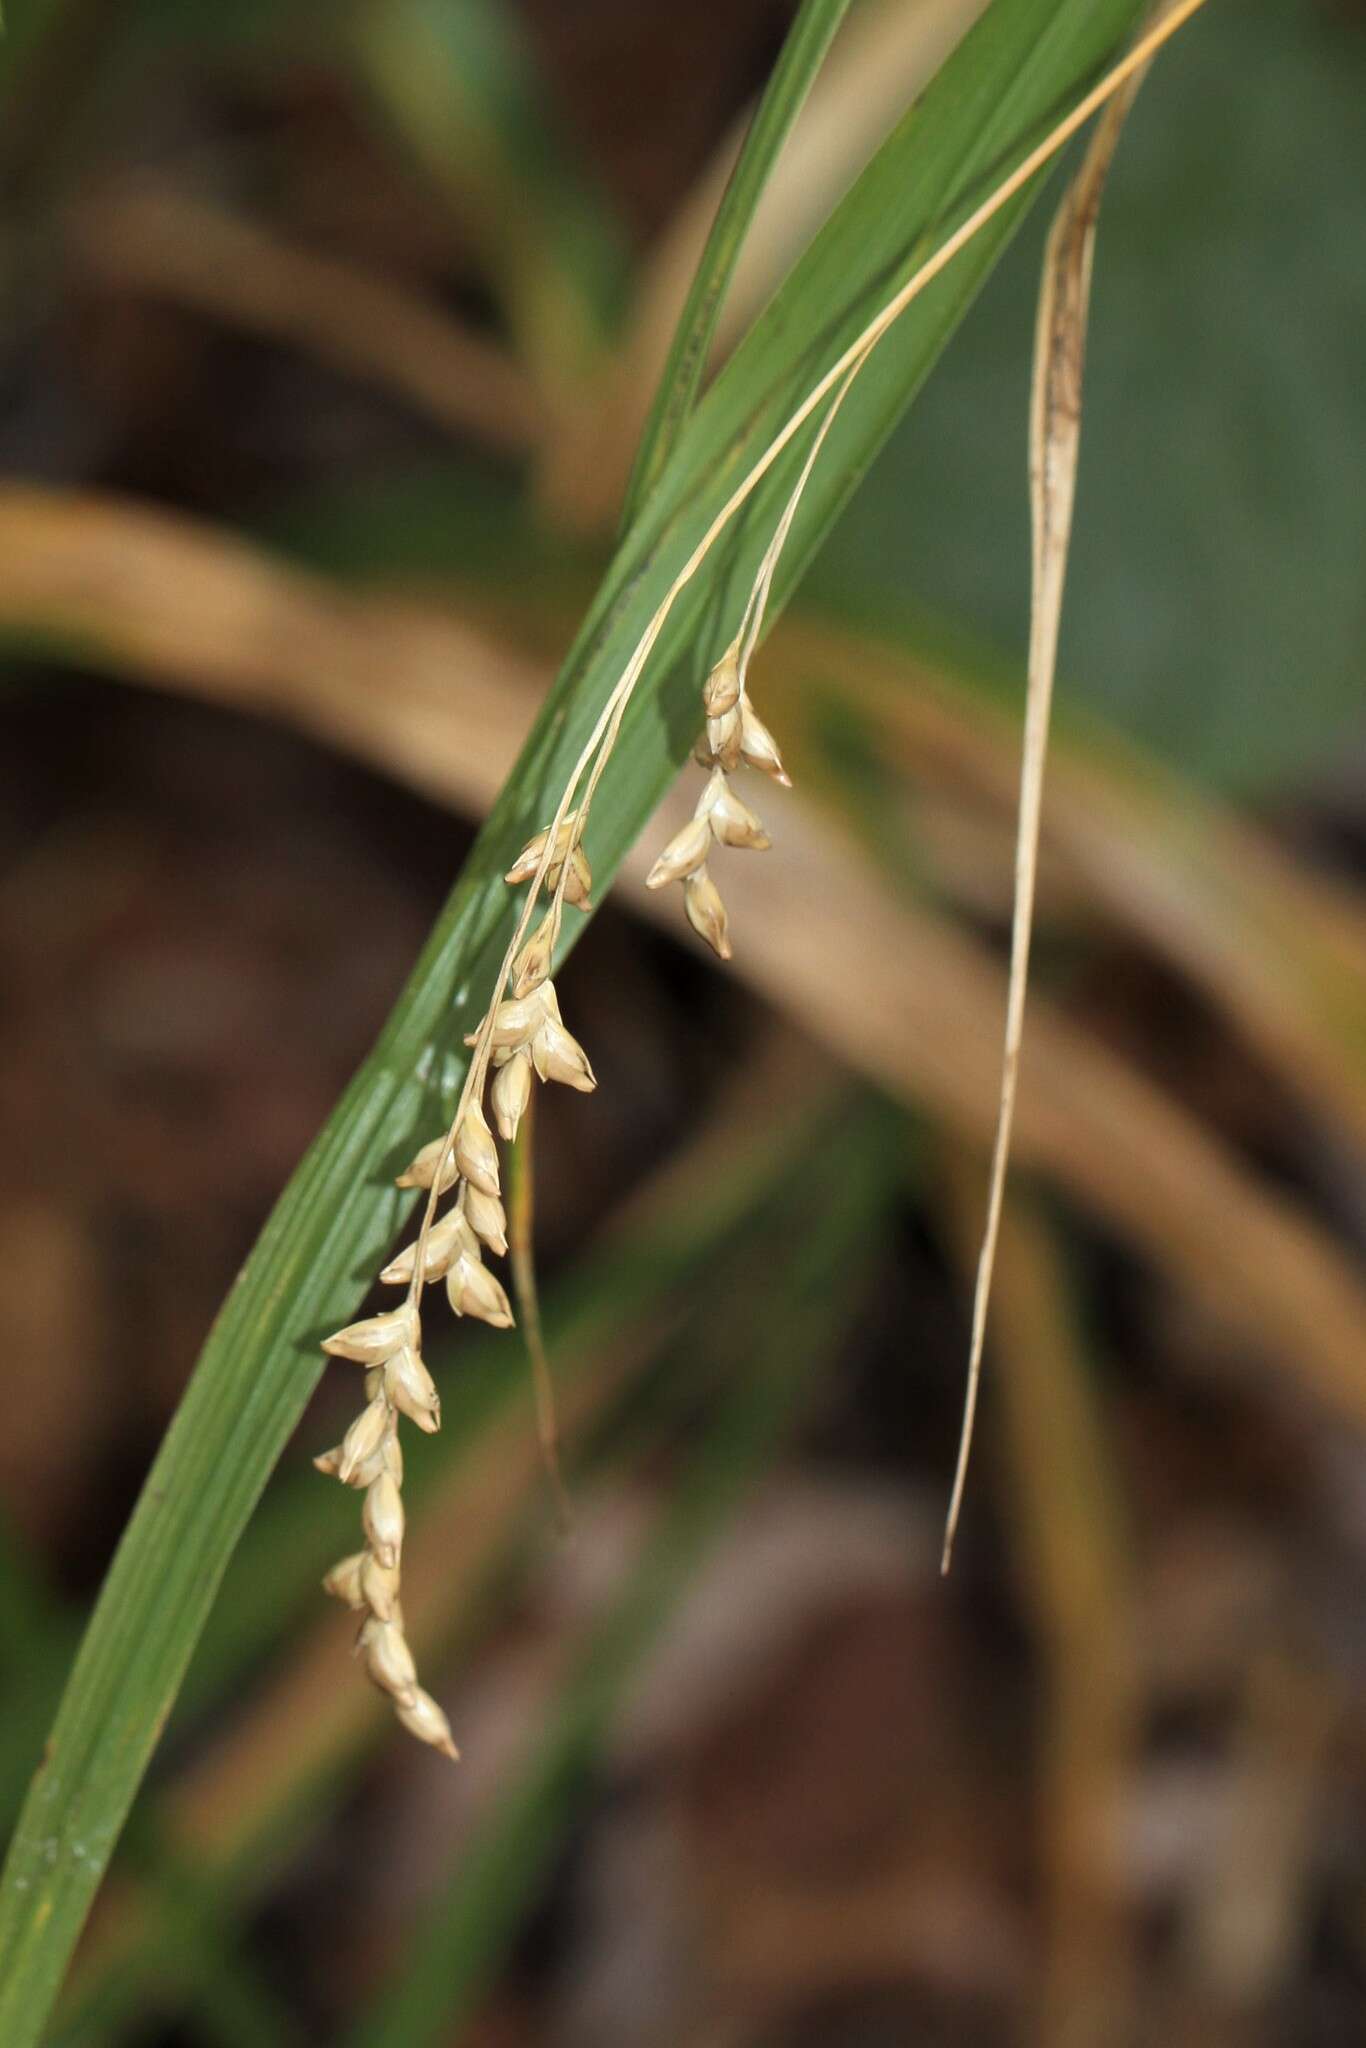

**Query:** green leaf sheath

left=620, top=0, right=854, bottom=527
left=0, top=2, right=1145, bottom=2038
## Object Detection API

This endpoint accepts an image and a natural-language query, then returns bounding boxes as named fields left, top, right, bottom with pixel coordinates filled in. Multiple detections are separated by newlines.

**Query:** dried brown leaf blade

left=943, top=50, right=1159, bottom=1572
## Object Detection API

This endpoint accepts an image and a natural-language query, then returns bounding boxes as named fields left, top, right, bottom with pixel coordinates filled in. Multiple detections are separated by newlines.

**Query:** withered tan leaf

left=942, top=39, right=1163, bottom=1574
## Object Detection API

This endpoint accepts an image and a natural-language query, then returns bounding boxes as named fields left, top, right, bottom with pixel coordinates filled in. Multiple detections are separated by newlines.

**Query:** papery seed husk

left=317, top=1438, right=386, bottom=1489
left=511, top=916, right=556, bottom=998
left=380, top=1206, right=476, bottom=1286
left=465, top=1184, right=509, bottom=1258
left=505, top=828, right=549, bottom=886
left=706, top=706, right=742, bottom=772
left=471, top=992, right=543, bottom=1052
left=490, top=1049, right=532, bottom=1141
left=684, top=867, right=732, bottom=960
left=363, top=1471, right=405, bottom=1567
left=531, top=1016, right=596, bottom=1092
left=702, top=645, right=742, bottom=716
left=385, top=1345, right=441, bottom=1431
left=381, top=1432, right=404, bottom=1485
left=338, top=1395, right=390, bottom=1485
left=454, top=1100, right=500, bottom=1197
left=395, top=1138, right=458, bottom=1195
left=322, top=1306, right=415, bottom=1364
left=739, top=698, right=792, bottom=785
left=359, top=1550, right=402, bottom=1621
left=361, top=1617, right=418, bottom=1702
left=505, top=813, right=578, bottom=886
left=707, top=779, right=771, bottom=851
left=645, top=812, right=711, bottom=890
left=561, top=847, right=593, bottom=908
left=695, top=767, right=727, bottom=818
left=322, top=1552, right=368, bottom=1608
left=447, top=1251, right=514, bottom=1328
left=397, top=1686, right=460, bottom=1760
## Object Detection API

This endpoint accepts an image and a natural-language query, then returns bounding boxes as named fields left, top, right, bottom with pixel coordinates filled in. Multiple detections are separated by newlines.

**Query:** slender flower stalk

left=313, top=0, right=1209, bottom=1757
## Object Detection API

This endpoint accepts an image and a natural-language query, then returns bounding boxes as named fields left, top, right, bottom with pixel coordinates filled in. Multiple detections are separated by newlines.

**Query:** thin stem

left=737, top=343, right=871, bottom=678
left=508, top=1093, right=572, bottom=1533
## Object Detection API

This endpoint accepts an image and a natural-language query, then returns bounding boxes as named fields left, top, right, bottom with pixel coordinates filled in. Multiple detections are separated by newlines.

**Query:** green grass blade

left=619, top=0, right=853, bottom=528
left=0, top=3, right=1148, bottom=2037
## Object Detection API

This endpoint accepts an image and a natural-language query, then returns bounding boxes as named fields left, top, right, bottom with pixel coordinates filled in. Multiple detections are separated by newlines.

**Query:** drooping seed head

left=396, top=1686, right=460, bottom=1760
left=490, top=1048, right=533, bottom=1142
left=316, top=1434, right=390, bottom=1488
left=384, top=1345, right=441, bottom=1432
left=510, top=914, right=556, bottom=998
left=476, top=992, right=544, bottom=1052
left=454, top=1100, right=500, bottom=1197
left=505, top=813, right=579, bottom=887
left=379, top=1207, right=477, bottom=1286
left=322, top=1305, right=417, bottom=1365
left=707, top=780, right=771, bottom=851
left=739, top=698, right=792, bottom=785
left=684, top=867, right=732, bottom=960
left=446, top=1251, right=514, bottom=1328
left=359, top=1549, right=402, bottom=1621
left=360, top=1616, right=419, bottom=1703
left=702, top=644, right=742, bottom=717
left=363, top=1470, right=405, bottom=1568
left=465, top=1184, right=509, bottom=1257
left=560, top=847, right=593, bottom=909
left=337, top=1395, right=391, bottom=1485
left=531, top=1015, right=596, bottom=1092
left=395, top=1138, right=458, bottom=1194
left=705, top=706, right=743, bottom=772
left=646, top=812, right=712, bottom=890
left=322, top=1552, right=368, bottom=1608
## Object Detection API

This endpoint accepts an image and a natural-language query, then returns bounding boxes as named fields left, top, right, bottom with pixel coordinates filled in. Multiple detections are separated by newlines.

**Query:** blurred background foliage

left=0, top=1, right=1364, bottom=2045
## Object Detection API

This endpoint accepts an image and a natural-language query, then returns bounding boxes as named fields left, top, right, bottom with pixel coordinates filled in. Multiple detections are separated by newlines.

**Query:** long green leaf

left=0, top=1, right=1149, bottom=2037
left=620, top=0, right=853, bottom=527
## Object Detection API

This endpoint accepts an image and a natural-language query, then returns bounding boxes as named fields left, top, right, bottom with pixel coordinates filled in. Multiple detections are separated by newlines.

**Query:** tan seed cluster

left=316, top=816, right=596, bottom=1758
left=307, top=0, right=1205, bottom=1759
left=316, top=1304, right=458, bottom=1758
left=647, top=638, right=790, bottom=958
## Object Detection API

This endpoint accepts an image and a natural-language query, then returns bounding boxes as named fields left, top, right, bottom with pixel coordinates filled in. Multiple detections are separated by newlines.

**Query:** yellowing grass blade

left=943, top=31, right=1163, bottom=1572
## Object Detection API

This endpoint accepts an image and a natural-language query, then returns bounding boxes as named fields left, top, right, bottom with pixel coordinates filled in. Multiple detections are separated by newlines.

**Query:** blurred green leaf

left=621, top=0, right=853, bottom=526
left=350, top=0, right=627, bottom=392
left=812, top=0, right=1366, bottom=789
left=0, top=2, right=1149, bottom=2036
